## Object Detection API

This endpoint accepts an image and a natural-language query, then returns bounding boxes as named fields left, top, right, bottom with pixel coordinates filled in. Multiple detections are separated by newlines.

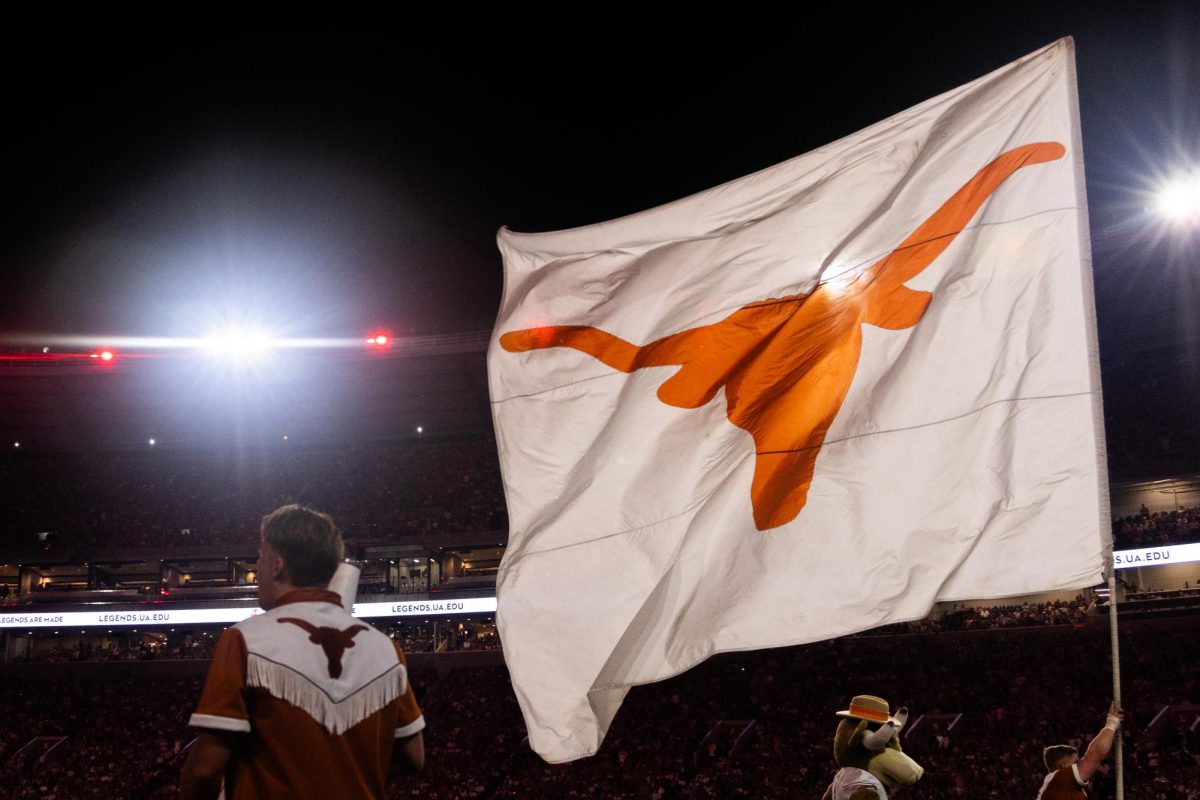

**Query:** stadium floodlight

left=201, top=328, right=276, bottom=361
left=1154, top=172, right=1200, bottom=223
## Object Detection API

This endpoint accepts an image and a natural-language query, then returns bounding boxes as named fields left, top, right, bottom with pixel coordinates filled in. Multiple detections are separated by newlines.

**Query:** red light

left=366, top=331, right=392, bottom=349
left=99, top=350, right=114, bottom=362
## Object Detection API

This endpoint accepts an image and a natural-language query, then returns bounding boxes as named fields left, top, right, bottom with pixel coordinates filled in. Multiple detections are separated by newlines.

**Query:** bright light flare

left=821, top=259, right=867, bottom=295
left=1154, top=173, right=1200, bottom=223
left=201, top=329, right=276, bottom=361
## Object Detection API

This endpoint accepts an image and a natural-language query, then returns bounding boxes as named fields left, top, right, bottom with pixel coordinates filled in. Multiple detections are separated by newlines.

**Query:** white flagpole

left=1065, top=35, right=1122, bottom=799
left=1107, top=571, right=1124, bottom=800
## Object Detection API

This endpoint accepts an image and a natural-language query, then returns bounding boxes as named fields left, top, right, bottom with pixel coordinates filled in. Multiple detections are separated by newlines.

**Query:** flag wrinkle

left=593, top=558, right=688, bottom=679
left=807, top=391, right=1097, bottom=453
left=588, top=601, right=946, bottom=694
left=497, top=495, right=710, bottom=571
left=811, top=141, right=937, bottom=285
left=592, top=462, right=770, bottom=692
left=490, top=367, right=632, bottom=404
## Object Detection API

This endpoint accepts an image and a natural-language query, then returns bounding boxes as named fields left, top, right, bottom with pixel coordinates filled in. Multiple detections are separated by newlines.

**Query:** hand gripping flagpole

left=1107, top=568, right=1124, bottom=800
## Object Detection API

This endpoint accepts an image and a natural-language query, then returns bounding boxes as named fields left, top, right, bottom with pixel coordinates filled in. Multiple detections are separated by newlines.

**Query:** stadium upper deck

left=1, top=331, right=1197, bottom=617
left=0, top=331, right=492, bottom=451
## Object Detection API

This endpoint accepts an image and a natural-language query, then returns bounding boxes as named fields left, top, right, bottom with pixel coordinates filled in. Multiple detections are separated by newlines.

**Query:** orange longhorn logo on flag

left=502, top=143, right=1065, bottom=531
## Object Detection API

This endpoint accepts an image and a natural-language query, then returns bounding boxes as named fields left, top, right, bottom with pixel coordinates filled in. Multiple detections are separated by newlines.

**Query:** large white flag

left=489, top=38, right=1108, bottom=763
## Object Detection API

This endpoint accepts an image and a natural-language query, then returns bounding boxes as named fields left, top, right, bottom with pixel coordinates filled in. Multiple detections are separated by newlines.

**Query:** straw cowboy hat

left=835, top=695, right=904, bottom=727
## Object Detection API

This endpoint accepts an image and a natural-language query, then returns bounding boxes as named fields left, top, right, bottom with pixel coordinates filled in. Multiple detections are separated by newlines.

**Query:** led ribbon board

left=0, top=596, right=499, bottom=629
left=2, top=545, right=1198, bottom=631
left=1111, top=542, right=1200, bottom=569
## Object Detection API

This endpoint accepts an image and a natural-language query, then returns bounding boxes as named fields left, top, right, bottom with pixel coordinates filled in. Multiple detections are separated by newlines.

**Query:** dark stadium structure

left=1, top=332, right=1198, bottom=799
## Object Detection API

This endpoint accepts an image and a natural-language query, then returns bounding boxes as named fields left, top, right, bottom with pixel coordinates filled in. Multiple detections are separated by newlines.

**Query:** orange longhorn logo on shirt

left=502, top=143, right=1066, bottom=531
left=278, top=618, right=369, bottom=679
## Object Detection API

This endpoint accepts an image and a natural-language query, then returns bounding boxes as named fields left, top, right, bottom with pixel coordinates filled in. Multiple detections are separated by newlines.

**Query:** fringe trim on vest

left=246, top=654, right=403, bottom=735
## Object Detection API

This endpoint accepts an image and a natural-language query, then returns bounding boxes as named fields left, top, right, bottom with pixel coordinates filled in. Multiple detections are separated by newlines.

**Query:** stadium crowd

left=0, top=434, right=1195, bottom=798
left=0, top=619, right=1195, bottom=798
left=0, top=678, right=198, bottom=799
left=0, top=439, right=507, bottom=551
left=25, top=637, right=216, bottom=664
left=1113, top=504, right=1200, bottom=550
left=857, top=596, right=1092, bottom=636
left=936, top=596, right=1092, bottom=630
left=4, top=441, right=1197, bottom=560
left=1102, top=354, right=1200, bottom=482
left=15, top=624, right=500, bottom=663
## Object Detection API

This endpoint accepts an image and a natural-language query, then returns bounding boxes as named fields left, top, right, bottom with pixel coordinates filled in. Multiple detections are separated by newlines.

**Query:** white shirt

left=831, top=767, right=888, bottom=800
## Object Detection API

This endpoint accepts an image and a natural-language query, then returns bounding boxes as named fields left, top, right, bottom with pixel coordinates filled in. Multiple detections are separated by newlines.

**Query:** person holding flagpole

left=1036, top=702, right=1123, bottom=800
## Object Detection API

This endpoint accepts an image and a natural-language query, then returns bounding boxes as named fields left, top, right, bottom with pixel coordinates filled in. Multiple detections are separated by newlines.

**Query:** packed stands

left=936, top=595, right=1093, bottom=630
left=0, top=438, right=506, bottom=552
left=25, top=635, right=216, bottom=664
left=1113, top=505, right=1200, bottom=550
left=1, top=384, right=1196, bottom=797
left=1, top=618, right=1196, bottom=798
left=4, top=441, right=1198, bottom=561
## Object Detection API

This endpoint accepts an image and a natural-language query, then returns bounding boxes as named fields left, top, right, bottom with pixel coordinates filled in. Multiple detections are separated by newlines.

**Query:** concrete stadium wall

left=1110, top=484, right=1200, bottom=518
left=1122, top=561, right=1200, bottom=592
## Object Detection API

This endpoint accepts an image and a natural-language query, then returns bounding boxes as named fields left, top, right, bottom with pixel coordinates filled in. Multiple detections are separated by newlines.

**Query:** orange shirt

left=1036, top=764, right=1087, bottom=800
left=190, top=589, right=423, bottom=799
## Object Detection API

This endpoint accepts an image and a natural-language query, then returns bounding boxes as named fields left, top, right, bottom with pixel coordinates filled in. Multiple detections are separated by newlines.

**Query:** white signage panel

left=1112, top=542, right=1200, bottom=569
left=0, top=607, right=260, bottom=630
left=0, top=596, right=499, bottom=629
left=351, top=597, right=498, bottom=618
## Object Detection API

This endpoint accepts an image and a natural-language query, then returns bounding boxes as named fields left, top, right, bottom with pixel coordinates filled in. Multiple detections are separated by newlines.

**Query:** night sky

left=2, top=4, right=1197, bottom=460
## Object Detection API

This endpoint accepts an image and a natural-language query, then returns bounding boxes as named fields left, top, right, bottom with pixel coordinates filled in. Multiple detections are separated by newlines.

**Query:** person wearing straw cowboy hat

left=822, top=694, right=924, bottom=800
